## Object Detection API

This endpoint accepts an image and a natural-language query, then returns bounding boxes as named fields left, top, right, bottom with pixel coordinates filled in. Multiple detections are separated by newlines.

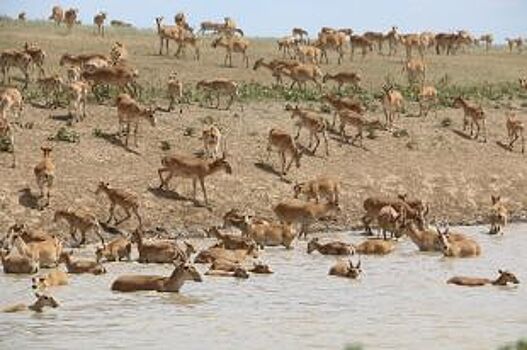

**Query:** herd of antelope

left=0, top=7, right=523, bottom=312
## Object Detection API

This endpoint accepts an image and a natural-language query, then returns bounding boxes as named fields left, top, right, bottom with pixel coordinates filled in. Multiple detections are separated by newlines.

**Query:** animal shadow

left=18, top=187, right=40, bottom=210
left=496, top=141, right=514, bottom=152
left=148, top=186, right=211, bottom=210
left=451, top=129, right=473, bottom=140
left=94, top=130, right=141, bottom=155
left=49, top=114, right=73, bottom=122
left=254, top=161, right=282, bottom=177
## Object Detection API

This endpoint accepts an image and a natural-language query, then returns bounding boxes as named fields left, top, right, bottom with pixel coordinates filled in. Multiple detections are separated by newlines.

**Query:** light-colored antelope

left=0, top=248, right=38, bottom=274
left=194, top=245, right=258, bottom=264
left=202, top=125, right=222, bottom=159
left=158, top=152, right=233, bottom=206
left=253, top=58, right=300, bottom=85
left=436, top=226, right=481, bottom=258
left=95, top=181, right=143, bottom=227
left=336, top=109, right=383, bottom=147
left=376, top=205, right=405, bottom=240
left=277, top=36, right=297, bottom=58
left=32, top=270, right=68, bottom=290
left=382, top=86, right=404, bottom=129
left=111, top=262, right=202, bottom=292
left=59, top=53, right=111, bottom=69
left=418, top=85, right=437, bottom=117
left=81, top=65, right=139, bottom=98
left=307, top=237, right=354, bottom=255
left=13, top=235, right=62, bottom=268
left=278, top=63, right=323, bottom=91
left=206, top=226, right=257, bottom=250
left=196, top=79, right=238, bottom=110
left=59, top=251, right=106, bottom=274
left=293, top=176, right=340, bottom=204
left=34, top=146, right=55, bottom=208
left=66, top=80, right=89, bottom=122
left=295, top=45, right=321, bottom=64
left=0, top=117, right=15, bottom=168
left=205, top=266, right=250, bottom=279
left=323, top=72, right=361, bottom=91
left=489, top=195, right=508, bottom=235
left=505, top=112, right=524, bottom=153
left=3, top=293, right=59, bottom=313
left=329, top=259, right=362, bottom=279
left=362, top=196, right=426, bottom=235
left=349, top=35, right=373, bottom=60
left=321, top=93, right=365, bottom=129
left=110, top=41, right=127, bottom=64
left=400, top=220, right=464, bottom=252
left=211, top=36, right=249, bottom=68
left=115, top=93, right=157, bottom=147
left=0, top=87, right=23, bottom=120
left=479, top=34, right=493, bottom=52
left=447, top=270, right=519, bottom=287
left=453, top=96, right=486, bottom=142
left=167, top=72, right=183, bottom=113
left=95, top=236, right=132, bottom=263
left=53, top=208, right=104, bottom=246
left=315, top=31, right=348, bottom=64
left=0, top=49, right=32, bottom=89
left=266, top=128, right=303, bottom=176
left=354, top=238, right=396, bottom=255
left=64, top=8, right=78, bottom=32
left=155, top=16, right=181, bottom=55
left=286, top=104, right=329, bottom=156
left=131, top=229, right=188, bottom=264
left=273, top=199, right=341, bottom=238
left=385, top=26, right=400, bottom=56
left=93, top=12, right=107, bottom=37
left=402, top=58, right=426, bottom=85
left=49, top=6, right=64, bottom=26
left=23, top=42, right=46, bottom=78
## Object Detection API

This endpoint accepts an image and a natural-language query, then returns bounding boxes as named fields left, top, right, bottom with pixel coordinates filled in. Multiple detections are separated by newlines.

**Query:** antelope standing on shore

left=116, top=93, right=157, bottom=147
left=93, top=12, right=107, bottom=37
left=34, top=146, right=55, bottom=208
left=211, top=36, right=250, bottom=68
left=196, top=79, right=238, bottom=110
left=202, top=125, right=222, bottom=159
left=489, top=195, right=508, bottom=235
left=54, top=208, right=104, bottom=246
left=418, top=85, right=437, bottom=117
left=382, top=85, right=404, bottom=129
left=505, top=112, right=524, bottom=153
left=453, top=96, right=486, bottom=142
left=293, top=176, right=340, bottom=204
left=95, top=181, right=143, bottom=227
left=323, top=72, right=361, bottom=92
left=266, top=128, right=303, bottom=176
left=286, top=104, right=329, bottom=156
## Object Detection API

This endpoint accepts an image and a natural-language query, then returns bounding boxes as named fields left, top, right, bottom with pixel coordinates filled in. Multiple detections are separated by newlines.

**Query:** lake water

left=1, top=224, right=526, bottom=349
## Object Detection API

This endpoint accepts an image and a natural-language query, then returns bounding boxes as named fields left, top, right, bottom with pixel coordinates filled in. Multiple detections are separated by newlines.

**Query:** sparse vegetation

left=48, top=127, right=80, bottom=143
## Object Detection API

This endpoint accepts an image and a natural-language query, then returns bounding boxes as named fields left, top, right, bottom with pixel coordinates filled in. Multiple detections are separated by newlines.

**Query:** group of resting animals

left=0, top=181, right=520, bottom=313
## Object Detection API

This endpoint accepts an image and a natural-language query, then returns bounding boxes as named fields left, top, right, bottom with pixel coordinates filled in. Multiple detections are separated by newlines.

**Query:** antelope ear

left=35, top=292, right=41, bottom=298
left=356, top=259, right=361, bottom=269
left=498, top=269, right=503, bottom=274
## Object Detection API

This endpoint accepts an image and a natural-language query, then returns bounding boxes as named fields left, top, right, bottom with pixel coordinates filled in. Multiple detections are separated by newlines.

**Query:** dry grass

left=1, top=21, right=527, bottom=237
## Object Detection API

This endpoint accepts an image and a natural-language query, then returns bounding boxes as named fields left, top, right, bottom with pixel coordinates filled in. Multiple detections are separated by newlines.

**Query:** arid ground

left=1, top=21, right=527, bottom=239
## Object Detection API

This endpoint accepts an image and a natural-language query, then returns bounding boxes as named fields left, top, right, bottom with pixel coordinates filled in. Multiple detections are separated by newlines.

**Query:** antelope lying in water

left=32, top=270, right=69, bottom=290
left=111, top=262, right=202, bottom=292
left=329, top=259, right=362, bottom=279
left=436, top=226, right=481, bottom=258
left=447, top=270, right=519, bottom=287
left=307, top=237, right=353, bottom=255
left=3, top=293, right=59, bottom=313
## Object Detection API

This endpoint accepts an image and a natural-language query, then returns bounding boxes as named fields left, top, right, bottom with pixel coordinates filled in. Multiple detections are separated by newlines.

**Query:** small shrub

left=160, top=140, right=171, bottom=151
left=48, top=127, right=80, bottom=143
left=0, top=136, right=13, bottom=153
left=441, top=117, right=452, bottom=128
left=392, top=129, right=409, bottom=138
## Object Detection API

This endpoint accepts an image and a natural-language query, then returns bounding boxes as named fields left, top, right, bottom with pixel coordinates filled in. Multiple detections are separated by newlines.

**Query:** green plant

left=160, top=140, right=171, bottom=151
left=48, top=127, right=80, bottom=143
left=499, top=339, right=527, bottom=350
left=441, top=117, right=453, bottom=128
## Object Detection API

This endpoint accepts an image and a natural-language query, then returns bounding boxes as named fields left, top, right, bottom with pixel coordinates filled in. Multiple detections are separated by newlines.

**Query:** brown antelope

left=278, top=63, right=323, bottom=90
left=286, top=104, right=329, bottom=156
left=520, top=78, right=527, bottom=91
left=329, top=259, right=362, bottom=279
left=0, top=117, right=15, bottom=168
left=323, top=72, right=360, bottom=91
left=167, top=72, right=183, bottom=113
left=49, top=6, right=64, bottom=26
left=0, top=49, right=32, bottom=89
left=3, top=293, right=59, bottom=313
left=354, top=238, right=395, bottom=255
left=321, top=93, right=365, bottom=129
left=400, top=220, right=462, bottom=252
left=418, top=85, right=437, bottom=117
left=385, top=26, right=400, bottom=56
left=23, top=42, right=46, bottom=78
left=349, top=35, right=373, bottom=60
left=376, top=206, right=405, bottom=240
left=294, top=45, right=321, bottom=64
left=506, top=37, right=523, bottom=54
left=115, top=93, right=157, bottom=147
left=95, top=181, right=143, bottom=227
left=7, top=223, right=55, bottom=243
left=205, top=266, right=250, bottom=279
left=66, top=80, right=89, bottom=122
left=17, top=12, right=26, bottom=21
left=199, top=19, right=243, bottom=36
left=362, top=196, right=426, bottom=235
left=0, top=248, right=39, bottom=274
left=206, top=226, right=257, bottom=250
left=403, top=58, right=426, bottom=85
left=196, top=79, right=238, bottom=110
left=447, top=270, right=519, bottom=287
left=315, top=31, right=348, bottom=64
left=59, top=53, right=111, bottom=69
left=253, top=58, right=299, bottom=85
left=202, top=125, right=222, bottom=159
left=110, top=41, right=128, bottom=65
left=292, top=27, right=309, bottom=44
left=211, top=36, right=249, bottom=68
left=172, top=32, right=201, bottom=61
left=453, top=96, right=486, bottom=142
left=307, top=237, right=354, bottom=255
left=0, top=87, right=23, bottom=120
left=336, top=109, right=383, bottom=147
left=81, top=65, right=139, bottom=98
left=489, top=195, right=508, bottom=235
left=249, top=262, right=273, bottom=274
left=111, top=20, right=133, bottom=28
left=266, top=128, right=303, bottom=176
left=59, top=251, right=106, bottom=274
left=293, top=176, right=340, bottom=204
left=382, top=86, right=404, bottom=129
left=194, top=245, right=258, bottom=264
left=158, top=152, right=232, bottom=206
left=131, top=229, right=188, bottom=264
left=277, top=37, right=297, bottom=58
left=273, top=199, right=341, bottom=238
left=34, top=146, right=55, bottom=208
left=93, top=12, right=107, bottom=37
left=13, top=235, right=62, bottom=268
left=32, top=270, right=69, bottom=290
left=64, top=8, right=78, bottom=32
left=111, top=262, right=202, bottom=292
left=54, top=208, right=104, bottom=246
left=479, top=34, right=493, bottom=52
left=400, top=34, right=425, bottom=59
left=505, top=112, right=524, bottom=153
left=436, top=226, right=481, bottom=258
left=95, top=237, right=132, bottom=262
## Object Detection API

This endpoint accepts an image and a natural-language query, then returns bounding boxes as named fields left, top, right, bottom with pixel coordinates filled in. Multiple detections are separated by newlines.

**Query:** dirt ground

left=1, top=21, right=527, bottom=239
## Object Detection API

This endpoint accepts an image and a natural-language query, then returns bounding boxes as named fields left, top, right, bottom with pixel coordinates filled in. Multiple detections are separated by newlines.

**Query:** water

left=1, top=224, right=526, bottom=350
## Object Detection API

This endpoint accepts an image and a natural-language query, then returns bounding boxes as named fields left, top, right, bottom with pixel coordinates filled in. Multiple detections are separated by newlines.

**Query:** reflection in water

left=0, top=225, right=526, bottom=350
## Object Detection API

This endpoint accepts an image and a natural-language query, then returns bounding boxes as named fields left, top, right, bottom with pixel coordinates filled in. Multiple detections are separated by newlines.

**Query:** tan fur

left=286, top=105, right=329, bottom=156
left=23, top=42, right=46, bottom=78
left=54, top=208, right=104, bottom=246
left=158, top=153, right=232, bottom=206
left=1, top=248, right=39, bottom=274
left=95, top=181, right=142, bottom=227
left=34, top=146, right=55, bottom=207
left=202, top=125, right=222, bottom=159
left=293, top=176, right=340, bottom=204
left=349, top=35, right=373, bottom=60
left=447, top=270, right=519, bottom=287
left=206, top=226, right=257, bottom=250
left=49, top=6, right=64, bottom=26
left=167, top=72, right=183, bottom=112
left=59, top=251, right=106, bottom=274
left=253, top=58, right=300, bottom=85
left=323, top=72, right=361, bottom=91
left=81, top=65, right=139, bottom=97
left=0, top=87, right=23, bottom=120
left=205, top=267, right=249, bottom=279
left=36, top=74, right=63, bottom=107
left=354, top=238, right=395, bottom=255
left=266, top=128, right=303, bottom=175
left=418, top=85, right=437, bottom=117
left=66, top=80, right=89, bottom=122
left=115, top=93, right=157, bottom=147
left=295, top=45, right=321, bottom=64
left=13, top=235, right=62, bottom=268
left=273, top=199, right=340, bottom=237
left=489, top=195, right=508, bottom=235
left=453, top=97, right=486, bottom=142
left=505, top=112, right=524, bottom=153
left=376, top=206, right=404, bottom=240
left=59, top=53, right=110, bottom=69
left=93, top=12, right=107, bottom=37
left=403, top=58, right=426, bottom=85
left=196, top=79, right=238, bottom=110
left=0, top=49, right=32, bottom=88
left=329, top=259, right=362, bottom=279
left=211, top=36, right=250, bottom=68
left=130, top=229, right=188, bottom=264
left=336, top=109, right=383, bottom=146
left=307, top=237, right=353, bottom=255
left=3, top=293, right=59, bottom=313
left=382, top=86, right=404, bottom=128
left=32, top=270, right=68, bottom=290
left=194, top=246, right=258, bottom=264
left=436, top=226, right=481, bottom=257
left=0, top=116, right=15, bottom=167
left=278, top=63, right=322, bottom=90
left=64, top=8, right=78, bottom=31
